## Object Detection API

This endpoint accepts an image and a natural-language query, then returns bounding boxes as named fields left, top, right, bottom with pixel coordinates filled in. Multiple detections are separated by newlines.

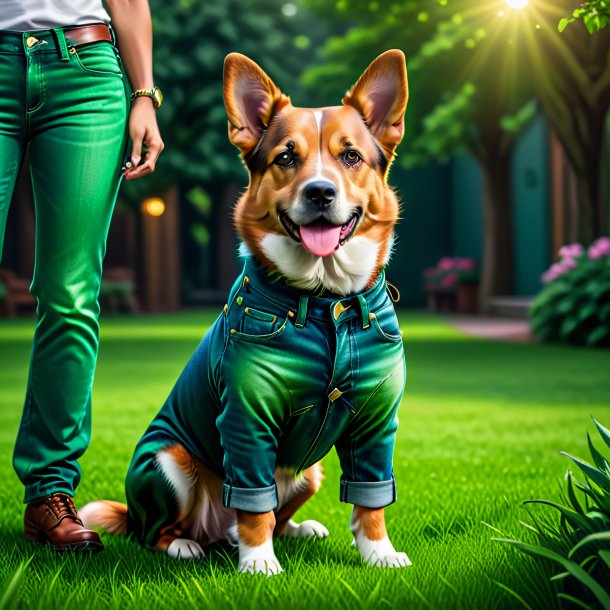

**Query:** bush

left=497, top=419, right=610, bottom=610
left=530, top=238, right=610, bottom=347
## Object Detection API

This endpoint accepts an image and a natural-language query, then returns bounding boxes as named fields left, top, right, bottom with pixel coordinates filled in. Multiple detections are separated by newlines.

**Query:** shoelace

left=46, top=494, right=80, bottom=522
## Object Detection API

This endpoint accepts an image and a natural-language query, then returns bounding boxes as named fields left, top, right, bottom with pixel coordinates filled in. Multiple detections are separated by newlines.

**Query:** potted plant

left=423, top=256, right=479, bottom=313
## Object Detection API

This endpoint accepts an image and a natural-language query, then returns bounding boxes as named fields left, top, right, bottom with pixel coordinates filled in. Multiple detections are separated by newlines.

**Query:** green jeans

left=0, top=27, right=128, bottom=503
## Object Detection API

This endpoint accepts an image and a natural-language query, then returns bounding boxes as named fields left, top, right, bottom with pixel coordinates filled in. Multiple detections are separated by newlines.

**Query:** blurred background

left=2, top=0, right=609, bottom=320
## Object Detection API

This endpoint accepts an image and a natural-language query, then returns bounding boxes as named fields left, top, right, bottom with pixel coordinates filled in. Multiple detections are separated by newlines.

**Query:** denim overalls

left=126, top=256, right=406, bottom=546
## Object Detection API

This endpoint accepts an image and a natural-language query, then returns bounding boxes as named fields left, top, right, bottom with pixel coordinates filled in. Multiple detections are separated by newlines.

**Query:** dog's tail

left=79, top=500, right=128, bottom=536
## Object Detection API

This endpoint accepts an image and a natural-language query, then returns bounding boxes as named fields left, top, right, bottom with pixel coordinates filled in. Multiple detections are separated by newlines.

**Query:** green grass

left=1, top=311, right=609, bottom=609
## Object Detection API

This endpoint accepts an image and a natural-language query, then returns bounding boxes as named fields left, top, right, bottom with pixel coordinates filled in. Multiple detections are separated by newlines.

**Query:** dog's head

left=223, top=50, right=408, bottom=295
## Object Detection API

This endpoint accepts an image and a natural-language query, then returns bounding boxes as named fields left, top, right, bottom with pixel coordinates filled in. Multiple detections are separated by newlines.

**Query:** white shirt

left=0, top=0, right=110, bottom=31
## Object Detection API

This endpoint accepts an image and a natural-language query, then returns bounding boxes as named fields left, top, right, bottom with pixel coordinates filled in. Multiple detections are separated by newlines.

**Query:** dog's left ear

left=342, top=50, right=408, bottom=155
left=223, top=53, right=291, bottom=155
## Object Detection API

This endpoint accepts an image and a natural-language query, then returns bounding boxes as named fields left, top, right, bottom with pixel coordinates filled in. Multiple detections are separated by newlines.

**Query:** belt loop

left=52, top=28, right=70, bottom=61
left=108, top=23, right=120, bottom=55
left=357, top=294, right=370, bottom=329
left=295, top=296, right=308, bottom=329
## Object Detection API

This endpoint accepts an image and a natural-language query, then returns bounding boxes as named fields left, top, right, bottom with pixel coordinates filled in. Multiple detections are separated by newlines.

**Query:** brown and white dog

left=81, top=50, right=410, bottom=574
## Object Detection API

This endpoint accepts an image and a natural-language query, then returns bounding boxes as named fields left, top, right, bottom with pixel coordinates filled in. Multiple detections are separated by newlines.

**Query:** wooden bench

left=0, top=268, right=36, bottom=317
left=100, top=267, right=139, bottom=312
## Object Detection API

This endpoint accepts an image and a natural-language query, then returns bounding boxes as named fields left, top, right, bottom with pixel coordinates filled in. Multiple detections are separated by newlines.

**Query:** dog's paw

left=167, top=538, right=205, bottom=560
left=284, top=519, right=329, bottom=538
left=365, top=550, right=412, bottom=569
left=238, top=556, right=283, bottom=576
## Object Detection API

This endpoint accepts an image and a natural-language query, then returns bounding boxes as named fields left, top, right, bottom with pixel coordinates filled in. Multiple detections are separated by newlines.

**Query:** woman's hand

left=123, top=97, right=164, bottom=181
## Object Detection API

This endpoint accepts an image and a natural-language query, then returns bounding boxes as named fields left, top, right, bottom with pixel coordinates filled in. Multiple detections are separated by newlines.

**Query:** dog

left=80, top=49, right=411, bottom=575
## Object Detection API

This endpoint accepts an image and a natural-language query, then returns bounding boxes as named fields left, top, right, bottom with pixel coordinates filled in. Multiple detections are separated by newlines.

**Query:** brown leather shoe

left=24, top=493, right=103, bottom=553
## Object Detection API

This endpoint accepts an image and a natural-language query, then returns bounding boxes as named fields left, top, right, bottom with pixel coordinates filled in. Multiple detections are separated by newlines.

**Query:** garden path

left=444, top=315, right=532, bottom=342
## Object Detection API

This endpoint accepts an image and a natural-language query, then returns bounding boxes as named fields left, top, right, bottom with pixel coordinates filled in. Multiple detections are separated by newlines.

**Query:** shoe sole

left=25, top=524, right=104, bottom=554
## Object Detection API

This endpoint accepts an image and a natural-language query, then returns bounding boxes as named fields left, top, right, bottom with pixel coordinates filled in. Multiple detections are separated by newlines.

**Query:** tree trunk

left=574, top=159, right=605, bottom=245
left=479, top=156, right=513, bottom=313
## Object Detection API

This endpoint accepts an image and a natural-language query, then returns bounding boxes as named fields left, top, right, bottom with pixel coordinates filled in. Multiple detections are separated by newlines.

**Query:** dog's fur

left=80, top=50, right=411, bottom=574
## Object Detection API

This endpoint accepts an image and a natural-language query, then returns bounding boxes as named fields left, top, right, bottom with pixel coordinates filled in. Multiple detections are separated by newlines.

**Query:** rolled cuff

left=223, top=482, right=278, bottom=512
left=339, top=477, right=397, bottom=508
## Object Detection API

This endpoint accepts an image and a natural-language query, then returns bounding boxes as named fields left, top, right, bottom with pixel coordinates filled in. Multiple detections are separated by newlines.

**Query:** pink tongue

left=299, top=223, right=343, bottom=257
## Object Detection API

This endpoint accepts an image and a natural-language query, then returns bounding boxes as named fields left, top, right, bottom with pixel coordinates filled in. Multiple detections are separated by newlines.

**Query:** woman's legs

left=11, top=36, right=128, bottom=503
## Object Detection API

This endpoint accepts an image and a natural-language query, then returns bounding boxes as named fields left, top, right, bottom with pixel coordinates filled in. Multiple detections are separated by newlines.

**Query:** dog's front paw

left=238, top=556, right=283, bottom=576
left=283, top=519, right=329, bottom=538
left=238, top=538, right=283, bottom=576
left=356, top=536, right=412, bottom=569
left=167, top=538, right=205, bottom=560
left=365, top=550, right=412, bottom=568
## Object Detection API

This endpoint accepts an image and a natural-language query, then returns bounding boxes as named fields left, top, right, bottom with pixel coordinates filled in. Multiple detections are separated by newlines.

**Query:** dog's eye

left=343, top=150, right=362, bottom=166
left=273, top=151, right=296, bottom=168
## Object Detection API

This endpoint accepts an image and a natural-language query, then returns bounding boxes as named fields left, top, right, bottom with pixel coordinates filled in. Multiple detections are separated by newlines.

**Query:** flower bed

left=530, top=237, right=610, bottom=347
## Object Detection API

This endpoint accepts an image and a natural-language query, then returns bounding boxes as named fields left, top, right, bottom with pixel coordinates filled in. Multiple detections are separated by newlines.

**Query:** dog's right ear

left=223, top=53, right=291, bottom=155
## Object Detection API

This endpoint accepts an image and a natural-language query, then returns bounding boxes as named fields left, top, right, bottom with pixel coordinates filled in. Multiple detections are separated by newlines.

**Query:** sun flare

left=505, top=0, right=530, bottom=9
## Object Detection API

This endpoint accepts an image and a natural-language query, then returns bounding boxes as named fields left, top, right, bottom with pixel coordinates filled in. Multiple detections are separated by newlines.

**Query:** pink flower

left=542, top=262, right=569, bottom=283
left=455, top=257, right=476, bottom=271
left=589, top=236, right=610, bottom=260
left=559, top=243, right=584, bottom=259
left=441, top=272, right=459, bottom=287
left=438, top=257, right=455, bottom=271
left=561, top=257, right=578, bottom=271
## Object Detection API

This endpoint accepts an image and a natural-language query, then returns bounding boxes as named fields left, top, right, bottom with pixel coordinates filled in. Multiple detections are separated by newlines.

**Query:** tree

left=527, top=1, right=610, bottom=243
left=302, top=0, right=534, bottom=308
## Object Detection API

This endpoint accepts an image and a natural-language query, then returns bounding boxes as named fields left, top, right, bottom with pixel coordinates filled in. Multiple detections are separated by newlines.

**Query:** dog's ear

left=342, top=50, right=408, bottom=155
left=223, top=53, right=291, bottom=155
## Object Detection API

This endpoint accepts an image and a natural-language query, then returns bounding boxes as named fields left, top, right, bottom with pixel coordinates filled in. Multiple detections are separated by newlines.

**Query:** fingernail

left=131, top=156, right=141, bottom=166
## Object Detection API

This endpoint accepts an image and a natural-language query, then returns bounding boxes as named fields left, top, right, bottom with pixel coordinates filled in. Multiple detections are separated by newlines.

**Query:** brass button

left=329, top=388, right=343, bottom=402
left=26, top=36, right=38, bottom=48
left=333, top=301, right=351, bottom=320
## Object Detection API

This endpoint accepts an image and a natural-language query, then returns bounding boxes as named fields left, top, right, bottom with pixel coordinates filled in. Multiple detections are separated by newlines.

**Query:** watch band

left=131, top=87, right=163, bottom=109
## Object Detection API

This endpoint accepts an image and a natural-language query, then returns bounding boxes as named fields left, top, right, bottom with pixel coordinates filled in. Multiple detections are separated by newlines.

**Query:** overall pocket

left=70, top=42, right=122, bottom=77
left=369, top=305, right=403, bottom=344
left=228, top=303, right=290, bottom=343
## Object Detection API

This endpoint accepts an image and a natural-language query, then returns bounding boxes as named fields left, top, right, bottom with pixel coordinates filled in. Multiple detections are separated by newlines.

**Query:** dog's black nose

left=304, top=181, right=337, bottom=208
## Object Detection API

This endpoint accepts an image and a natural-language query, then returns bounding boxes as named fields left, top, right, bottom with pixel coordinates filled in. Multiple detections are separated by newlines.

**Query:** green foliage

left=559, top=1, right=610, bottom=33
left=120, top=0, right=327, bottom=205
left=403, top=82, right=477, bottom=166
left=497, top=419, right=610, bottom=610
left=530, top=241, right=610, bottom=348
left=301, top=0, right=533, bottom=169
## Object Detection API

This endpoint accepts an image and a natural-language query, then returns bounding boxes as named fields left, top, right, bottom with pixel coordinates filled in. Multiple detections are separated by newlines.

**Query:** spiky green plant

left=497, top=419, right=610, bottom=609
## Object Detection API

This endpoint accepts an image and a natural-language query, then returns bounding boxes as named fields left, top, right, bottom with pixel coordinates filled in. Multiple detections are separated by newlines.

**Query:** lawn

left=1, top=311, right=609, bottom=610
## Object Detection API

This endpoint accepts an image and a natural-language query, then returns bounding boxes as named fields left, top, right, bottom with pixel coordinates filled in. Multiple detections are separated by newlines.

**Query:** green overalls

left=126, top=256, right=406, bottom=548
left=0, top=27, right=127, bottom=502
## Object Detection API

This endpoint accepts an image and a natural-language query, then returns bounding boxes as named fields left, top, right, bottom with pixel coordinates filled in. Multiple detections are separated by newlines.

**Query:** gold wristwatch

left=131, top=87, right=164, bottom=109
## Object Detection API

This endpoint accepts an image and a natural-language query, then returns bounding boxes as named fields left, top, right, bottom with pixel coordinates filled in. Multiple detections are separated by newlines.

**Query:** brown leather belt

left=63, top=23, right=112, bottom=48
